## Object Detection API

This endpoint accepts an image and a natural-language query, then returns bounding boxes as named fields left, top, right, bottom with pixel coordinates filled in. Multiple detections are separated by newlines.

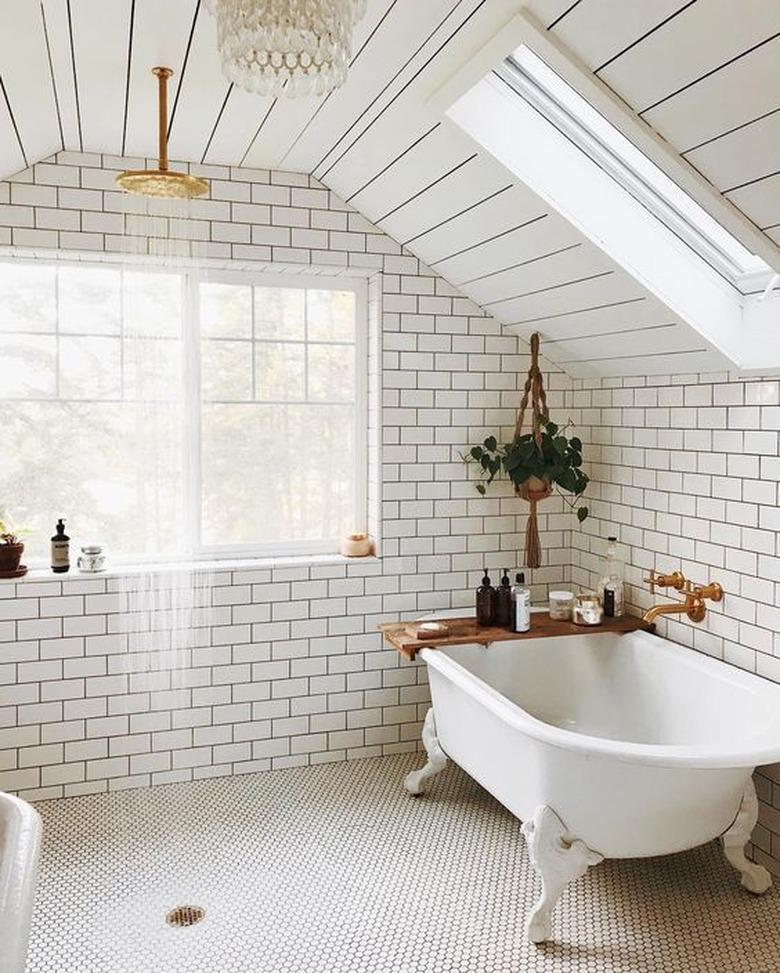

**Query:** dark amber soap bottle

left=495, top=569, right=512, bottom=628
left=476, top=569, right=496, bottom=627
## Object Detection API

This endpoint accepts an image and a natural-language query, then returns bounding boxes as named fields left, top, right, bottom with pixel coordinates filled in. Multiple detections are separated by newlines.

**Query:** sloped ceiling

left=0, top=0, right=776, bottom=377
left=546, top=0, right=780, bottom=256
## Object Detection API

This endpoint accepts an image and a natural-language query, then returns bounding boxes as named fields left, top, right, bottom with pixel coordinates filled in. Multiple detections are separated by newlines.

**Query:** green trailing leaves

left=464, top=413, right=589, bottom=523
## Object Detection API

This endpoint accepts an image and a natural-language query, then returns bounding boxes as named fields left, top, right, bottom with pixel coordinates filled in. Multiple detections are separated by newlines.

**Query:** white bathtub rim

left=421, top=630, right=780, bottom=770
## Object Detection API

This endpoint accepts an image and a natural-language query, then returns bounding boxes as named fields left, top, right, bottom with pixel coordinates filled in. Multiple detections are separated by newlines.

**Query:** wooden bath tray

left=379, top=614, right=651, bottom=660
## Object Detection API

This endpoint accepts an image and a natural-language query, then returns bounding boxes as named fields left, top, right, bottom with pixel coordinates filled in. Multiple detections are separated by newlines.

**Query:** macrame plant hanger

left=514, top=333, right=551, bottom=569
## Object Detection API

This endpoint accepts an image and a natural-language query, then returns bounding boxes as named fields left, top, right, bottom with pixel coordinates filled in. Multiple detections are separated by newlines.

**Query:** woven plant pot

left=516, top=476, right=553, bottom=504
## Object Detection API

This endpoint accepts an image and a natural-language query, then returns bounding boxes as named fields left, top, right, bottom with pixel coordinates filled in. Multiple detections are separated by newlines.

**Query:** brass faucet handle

left=643, top=569, right=657, bottom=592
left=645, top=570, right=685, bottom=591
left=695, top=582, right=724, bottom=602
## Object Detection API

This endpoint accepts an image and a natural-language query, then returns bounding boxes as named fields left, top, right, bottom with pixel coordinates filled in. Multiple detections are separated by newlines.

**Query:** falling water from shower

left=114, top=67, right=216, bottom=799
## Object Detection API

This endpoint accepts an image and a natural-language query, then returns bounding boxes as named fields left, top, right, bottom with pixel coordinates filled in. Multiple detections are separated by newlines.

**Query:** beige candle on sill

left=340, top=533, right=374, bottom=557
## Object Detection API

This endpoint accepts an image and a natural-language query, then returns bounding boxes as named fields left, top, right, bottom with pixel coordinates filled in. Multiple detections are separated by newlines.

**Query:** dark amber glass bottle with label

left=476, top=569, right=496, bottom=627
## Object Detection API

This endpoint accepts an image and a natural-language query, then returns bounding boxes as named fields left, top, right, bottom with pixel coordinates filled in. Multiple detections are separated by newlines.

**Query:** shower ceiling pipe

left=116, top=67, right=209, bottom=199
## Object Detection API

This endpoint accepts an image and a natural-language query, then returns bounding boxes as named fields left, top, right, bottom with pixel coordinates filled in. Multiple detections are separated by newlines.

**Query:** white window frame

left=186, top=267, right=368, bottom=560
left=0, top=256, right=369, bottom=563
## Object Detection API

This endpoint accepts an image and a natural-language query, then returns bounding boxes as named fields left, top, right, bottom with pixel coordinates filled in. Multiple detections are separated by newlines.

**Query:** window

left=0, top=260, right=367, bottom=564
left=501, top=46, right=772, bottom=292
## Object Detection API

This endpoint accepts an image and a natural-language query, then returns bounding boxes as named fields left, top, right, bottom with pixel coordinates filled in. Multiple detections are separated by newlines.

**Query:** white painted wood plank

left=242, top=95, right=326, bottom=171
left=166, top=9, right=229, bottom=164
left=349, top=123, right=475, bottom=222
left=323, top=105, right=436, bottom=203
left=242, top=0, right=394, bottom=171
left=123, top=0, right=197, bottom=159
left=726, top=172, right=780, bottom=230
left=0, top=89, right=25, bottom=181
left=281, top=0, right=465, bottom=173
left=560, top=347, right=727, bottom=378
left=70, top=0, right=133, bottom=154
left=510, top=293, right=678, bottom=341
left=526, top=0, right=583, bottom=29
left=686, top=110, right=780, bottom=192
left=203, top=86, right=276, bottom=166
left=0, top=0, right=61, bottom=164
left=644, top=35, right=780, bottom=152
left=600, top=0, right=780, bottom=114
left=466, top=244, right=615, bottom=306
left=542, top=321, right=703, bottom=363
left=431, top=211, right=580, bottom=285
left=41, top=0, right=81, bottom=150
left=410, top=181, right=547, bottom=266
left=551, top=0, right=690, bottom=72
left=489, top=271, right=646, bottom=326
left=379, top=153, right=510, bottom=246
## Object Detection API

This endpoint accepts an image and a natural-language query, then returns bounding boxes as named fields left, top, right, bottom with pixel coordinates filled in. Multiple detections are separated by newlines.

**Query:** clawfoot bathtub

left=404, top=629, right=780, bottom=943
left=0, top=791, right=42, bottom=973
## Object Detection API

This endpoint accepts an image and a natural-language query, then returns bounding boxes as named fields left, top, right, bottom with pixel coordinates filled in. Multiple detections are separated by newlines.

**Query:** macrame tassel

left=525, top=497, right=542, bottom=570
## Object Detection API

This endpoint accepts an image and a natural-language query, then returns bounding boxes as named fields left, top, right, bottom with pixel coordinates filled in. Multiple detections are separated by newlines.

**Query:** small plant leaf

left=470, top=446, right=482, bottom=460
left=476, top=483, right=486, bottom=495
left=577, top=506, right=589, bottom=522
left=483, top=435, right=497, bottom=451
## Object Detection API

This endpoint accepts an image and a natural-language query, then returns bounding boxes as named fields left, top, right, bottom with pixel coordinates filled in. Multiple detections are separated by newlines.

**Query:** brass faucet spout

left=642, top=570, right=722, bottom=625
left=642, top=601, right=696, bottom=624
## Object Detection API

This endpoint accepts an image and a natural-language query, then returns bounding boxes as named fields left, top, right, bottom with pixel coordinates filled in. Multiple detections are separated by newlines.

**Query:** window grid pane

left=199, top=281, right=359, bottom=548
left=0, top=262, right=362, bottom=562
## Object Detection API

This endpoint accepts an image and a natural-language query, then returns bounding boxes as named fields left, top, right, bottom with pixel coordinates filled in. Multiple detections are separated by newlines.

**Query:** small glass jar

left=549, top=589, right=574, bottom=621
left=573, top=592, right=604, bottom=626
left=77, top=544, right=106, bottom=574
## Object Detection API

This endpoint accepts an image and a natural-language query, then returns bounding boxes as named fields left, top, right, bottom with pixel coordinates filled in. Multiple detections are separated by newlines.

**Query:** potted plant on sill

left=465, top=333, right=589, bottom=569
left=0, top=513, right=29, bottom=578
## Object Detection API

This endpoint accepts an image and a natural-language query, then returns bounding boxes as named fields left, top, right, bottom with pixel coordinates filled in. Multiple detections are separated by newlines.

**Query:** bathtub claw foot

left=722, top=779, right=773, bottom=894
left=404, top=708, right=447, bottom=796
left=521, top=805, right=603, bottom=944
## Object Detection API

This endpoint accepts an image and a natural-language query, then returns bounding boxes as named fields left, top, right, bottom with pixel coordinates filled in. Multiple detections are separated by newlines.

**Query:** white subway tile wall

left=569, top=372, right=780, bottom=876
left=0, top=152, right=571, bottom=801
left=2, top=153, right=777, bottom=878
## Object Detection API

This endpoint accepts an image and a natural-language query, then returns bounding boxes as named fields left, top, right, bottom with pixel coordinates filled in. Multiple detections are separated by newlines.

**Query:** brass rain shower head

left=116, top=67, right=208, bottom=199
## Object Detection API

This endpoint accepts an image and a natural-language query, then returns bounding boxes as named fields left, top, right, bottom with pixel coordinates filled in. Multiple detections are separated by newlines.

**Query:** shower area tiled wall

left=568, top=374, right=780, bottom=876
left=0, top=151, right=571, bottom=800
left=1, top=152, right=779, bottom=878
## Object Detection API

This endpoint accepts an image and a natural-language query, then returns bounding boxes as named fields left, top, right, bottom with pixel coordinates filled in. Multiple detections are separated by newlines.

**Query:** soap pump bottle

left=512, top=572, right=531, bottom=633
left=476, top=568, right=496, bottom=627
left=51, top=518, right=70, bottom=574
left=495, top=568, right=512, bottom=628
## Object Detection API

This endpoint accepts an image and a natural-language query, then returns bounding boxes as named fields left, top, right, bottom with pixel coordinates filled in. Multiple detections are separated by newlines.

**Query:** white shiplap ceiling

left=1, top=0, right=778, bottom=377
left=547, top=0, right=780, bottom=253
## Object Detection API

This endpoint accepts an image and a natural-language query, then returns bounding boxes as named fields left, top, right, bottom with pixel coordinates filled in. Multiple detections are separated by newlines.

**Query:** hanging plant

left=464, top=333, right=589, bottom=568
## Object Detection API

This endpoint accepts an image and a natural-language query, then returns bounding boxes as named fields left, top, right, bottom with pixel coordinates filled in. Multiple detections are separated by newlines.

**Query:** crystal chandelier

left=204, top=0, right=367, bottom=98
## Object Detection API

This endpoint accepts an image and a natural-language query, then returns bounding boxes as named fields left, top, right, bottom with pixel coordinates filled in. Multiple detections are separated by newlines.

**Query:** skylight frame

left=500, top=45, right=772, bottom=295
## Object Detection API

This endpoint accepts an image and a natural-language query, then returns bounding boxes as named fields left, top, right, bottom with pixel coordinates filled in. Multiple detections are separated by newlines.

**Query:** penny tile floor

left=27, top=753, right=780, bottom=972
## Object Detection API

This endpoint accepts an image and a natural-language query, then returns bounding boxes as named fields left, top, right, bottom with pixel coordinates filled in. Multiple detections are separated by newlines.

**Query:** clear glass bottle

left=598, top=536, right=624, bottom=618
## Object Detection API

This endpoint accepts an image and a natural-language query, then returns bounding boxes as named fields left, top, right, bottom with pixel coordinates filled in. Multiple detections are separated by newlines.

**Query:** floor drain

left=166, top=905, right=205, bottom=928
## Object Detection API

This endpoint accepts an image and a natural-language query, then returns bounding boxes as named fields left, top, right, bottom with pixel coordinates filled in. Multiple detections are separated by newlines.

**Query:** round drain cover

left=166, top=905, right=205, bottom=928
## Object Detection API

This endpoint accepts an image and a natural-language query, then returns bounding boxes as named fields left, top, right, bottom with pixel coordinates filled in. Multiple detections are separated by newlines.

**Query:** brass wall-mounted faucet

left=642, top=569, right=723, bottom=624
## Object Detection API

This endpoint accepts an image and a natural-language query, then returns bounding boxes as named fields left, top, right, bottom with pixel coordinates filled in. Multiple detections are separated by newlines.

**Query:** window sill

left=6, top=552, right=381, bottom=585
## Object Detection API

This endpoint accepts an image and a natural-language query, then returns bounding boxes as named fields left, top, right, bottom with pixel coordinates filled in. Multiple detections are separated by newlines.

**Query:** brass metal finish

left=153, top=67, right=172, bottom=172
left=116, top=67, right=208, bottom=199
left=642, top=571, right=724, bottom=625
left=644, top=569, right=685, bottom=592
left=166, top=905, right=205, bottom=928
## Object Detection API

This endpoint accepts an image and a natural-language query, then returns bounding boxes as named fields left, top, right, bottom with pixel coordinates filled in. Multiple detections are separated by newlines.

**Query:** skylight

left=502, top=46, right=771, bottom=293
